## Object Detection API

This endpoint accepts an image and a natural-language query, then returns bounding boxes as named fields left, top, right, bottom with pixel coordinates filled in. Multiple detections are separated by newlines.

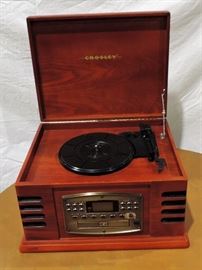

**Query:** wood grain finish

left=20, top=235, right=189, bottom=253
left=15, top=12, right=189, bottom=252
left=16, top=121, right=184, bottom=187
left=27, top=12, right=170, bottom=122
left=16, top=187, right=59, bottom=240
left=150, top=181, right=187, bottom=236
left=15, top=120, right=188, bottom=251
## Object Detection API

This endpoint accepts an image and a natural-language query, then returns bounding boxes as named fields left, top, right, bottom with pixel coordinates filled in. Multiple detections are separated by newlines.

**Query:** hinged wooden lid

left=27, top=12, right=170, bottom=122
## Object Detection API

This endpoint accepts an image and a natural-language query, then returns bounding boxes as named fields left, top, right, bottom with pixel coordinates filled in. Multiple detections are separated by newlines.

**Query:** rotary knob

left=124, top=212, right=136, bottom=220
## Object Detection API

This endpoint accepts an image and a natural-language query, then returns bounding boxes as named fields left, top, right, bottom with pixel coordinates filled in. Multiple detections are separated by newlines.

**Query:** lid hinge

left=160, top=89, right=166, bottom=139
left=41, top=117, right=164, bottom=125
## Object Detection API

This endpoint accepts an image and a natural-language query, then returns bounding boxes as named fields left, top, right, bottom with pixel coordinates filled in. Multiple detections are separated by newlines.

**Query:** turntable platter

left=58, top=133, right=134, bottom=174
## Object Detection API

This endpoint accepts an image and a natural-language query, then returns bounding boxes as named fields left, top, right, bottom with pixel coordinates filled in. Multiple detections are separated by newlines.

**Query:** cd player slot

left=77, top=220, right=130, bottom=228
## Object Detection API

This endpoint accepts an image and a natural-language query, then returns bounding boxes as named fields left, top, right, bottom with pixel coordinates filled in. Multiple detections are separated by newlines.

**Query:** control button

left=72, top=203, right=77, bottom=206
left=79, top=207, right=84, bottom=211
left=126, top=201, right=132, bottom=205
left=133, top=201, right=139, bottom=205
left=72, top=207, right=77, bottom=211
left=100, top=214, right=106, bottom=218
left=119, top=213, right=124, bottom=218
left=72, top=215, right=78, bottom=219
left=133, top=206, right=139, bottom=209
left=120, top=206, right=125, bottom=210
left=91, top=215, right=97, bottom=218
left=81, top=215, right=87, bottom=219
left=127, top=206, right=132, bottom=210
left=110, top=214, right=116, bottom=218
left=66, top=208, right=71, bottom=212
left=78, top=202, right=84, bottom=206
left=120, top=201, right=125, bottom=205
left=66, top=203, right=71, bottom=207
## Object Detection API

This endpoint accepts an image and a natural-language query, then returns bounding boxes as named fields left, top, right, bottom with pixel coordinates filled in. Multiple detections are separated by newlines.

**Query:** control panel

left=63, top=192, right=143, bottom=235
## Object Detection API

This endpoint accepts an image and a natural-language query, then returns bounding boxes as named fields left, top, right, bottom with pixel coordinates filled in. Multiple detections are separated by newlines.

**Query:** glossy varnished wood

left=16, top=121, right=184, bottom=187
left=3, top=148, right=201, bottom=270
left=15, top=120, right=188, bottom=249
left=16, top=187, right=59, bottom=240
left=27, top=12, right=170, bottom=121
left=20, top=235, right=189, bottom=253
left=14, top=12, right=189, bottom=252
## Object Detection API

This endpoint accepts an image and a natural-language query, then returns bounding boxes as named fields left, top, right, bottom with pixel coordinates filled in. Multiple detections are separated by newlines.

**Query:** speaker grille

left=161, top=191, right=186, bottom=197
left=18, top=196, right=46, bottom=228
left=161, top=191, right=186, bottom=223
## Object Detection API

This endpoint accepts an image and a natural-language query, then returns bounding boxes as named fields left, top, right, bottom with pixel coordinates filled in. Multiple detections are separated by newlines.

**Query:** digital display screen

left=92, top=201, right=113, bottom=212
left=86, top=200, right=119, bottom=212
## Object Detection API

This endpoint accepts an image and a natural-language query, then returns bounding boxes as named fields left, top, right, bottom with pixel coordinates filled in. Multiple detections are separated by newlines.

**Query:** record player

left=15, top=12, right=189, bottom=252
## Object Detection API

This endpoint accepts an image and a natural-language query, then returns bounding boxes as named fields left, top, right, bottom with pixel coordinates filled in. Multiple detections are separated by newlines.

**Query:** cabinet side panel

left=16, top=186, right=59, bottom=240
left=150, top=181, right=188, bottom=236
